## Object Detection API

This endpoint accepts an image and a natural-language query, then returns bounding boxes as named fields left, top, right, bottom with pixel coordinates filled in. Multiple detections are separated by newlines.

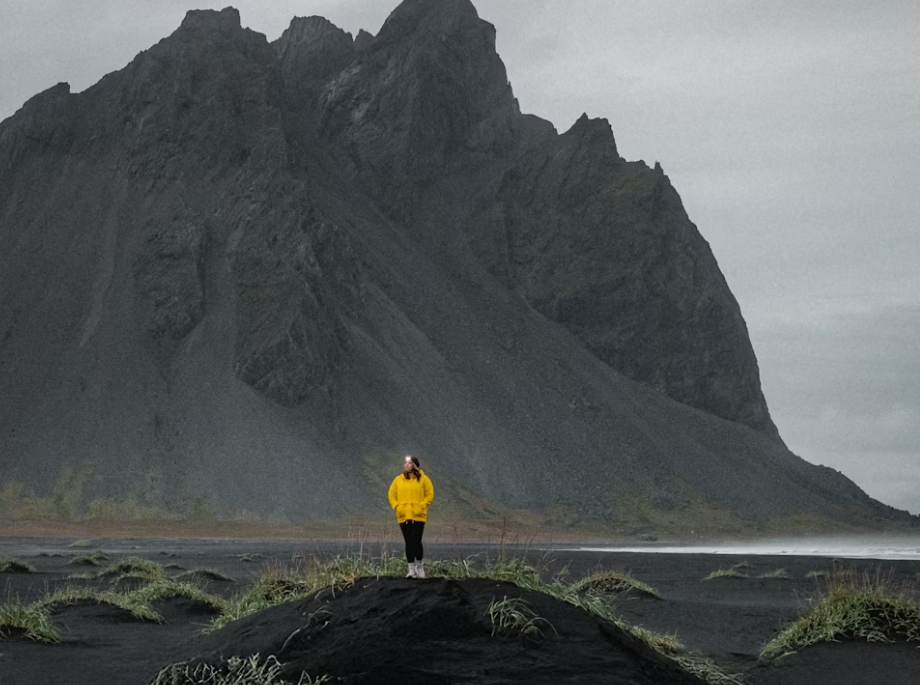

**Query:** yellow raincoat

left=388, top=469, right=434, bottom=523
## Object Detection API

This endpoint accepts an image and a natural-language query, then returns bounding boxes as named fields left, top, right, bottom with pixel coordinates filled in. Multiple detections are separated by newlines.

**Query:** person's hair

left=404, top=455, right=421, bottom=480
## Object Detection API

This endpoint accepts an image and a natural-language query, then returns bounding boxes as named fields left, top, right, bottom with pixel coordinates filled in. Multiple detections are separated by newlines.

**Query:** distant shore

left=2, top=518, right=916, bottom=548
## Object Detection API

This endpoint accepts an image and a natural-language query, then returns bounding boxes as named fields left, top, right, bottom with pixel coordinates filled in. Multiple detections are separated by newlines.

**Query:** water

left=567, top=538, right=920, bottom=560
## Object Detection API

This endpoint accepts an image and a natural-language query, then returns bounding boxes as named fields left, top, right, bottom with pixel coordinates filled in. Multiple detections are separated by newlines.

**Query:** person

left=388, top=454, right=434, bottom=579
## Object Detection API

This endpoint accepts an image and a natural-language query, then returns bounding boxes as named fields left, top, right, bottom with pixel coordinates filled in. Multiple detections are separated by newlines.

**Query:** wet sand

left=1, top=536, right=918, bottom=684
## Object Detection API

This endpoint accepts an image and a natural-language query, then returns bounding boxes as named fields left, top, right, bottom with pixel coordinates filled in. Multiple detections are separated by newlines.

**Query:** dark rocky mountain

left=0, top=0, right=908, bottom=532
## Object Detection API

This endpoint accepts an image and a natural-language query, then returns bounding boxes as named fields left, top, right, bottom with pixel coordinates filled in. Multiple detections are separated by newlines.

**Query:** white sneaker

left=416, top=560, right=425, bottom=579
left=406, top=561, right=417, bottom=578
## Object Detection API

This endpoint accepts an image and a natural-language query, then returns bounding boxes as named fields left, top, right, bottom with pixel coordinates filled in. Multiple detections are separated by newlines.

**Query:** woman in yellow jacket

left=388, top=455, right=434, bottom=579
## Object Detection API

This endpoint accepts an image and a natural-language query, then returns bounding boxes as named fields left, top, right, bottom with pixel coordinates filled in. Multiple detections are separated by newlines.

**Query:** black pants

left=399, top=520, right=425, bottom=563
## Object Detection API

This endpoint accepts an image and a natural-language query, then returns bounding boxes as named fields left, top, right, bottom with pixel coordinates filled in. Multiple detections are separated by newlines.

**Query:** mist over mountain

left=0, top=0, right=909, bottom=533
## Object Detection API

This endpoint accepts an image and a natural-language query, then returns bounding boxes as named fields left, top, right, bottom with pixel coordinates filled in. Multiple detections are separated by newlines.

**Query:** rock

left=0, top=82, right=77, bottom=170
left=353, top=29, right=375, bottom=53
left=317, top=0, right=519, bottom=204
left=79, top=7, right=287, bottom=175
left=463, top=118, right=779, bottom=438
left=231, top=212, right=352, bottom=408
left=134, top=221, right=207, bottom=340
left=274, top=17, right=355, bottom=111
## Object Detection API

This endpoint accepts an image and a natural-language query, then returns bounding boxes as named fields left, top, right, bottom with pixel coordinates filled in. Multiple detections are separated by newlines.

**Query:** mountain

left=0, top=1, right=908, bottom=533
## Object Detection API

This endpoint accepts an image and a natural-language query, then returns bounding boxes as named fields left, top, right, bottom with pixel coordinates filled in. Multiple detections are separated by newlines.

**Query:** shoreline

left=2, top=519, right=917, bottom=548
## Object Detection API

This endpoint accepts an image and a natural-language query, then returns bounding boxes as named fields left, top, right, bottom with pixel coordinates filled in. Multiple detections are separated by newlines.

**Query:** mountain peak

left=354, top=29, right=375, bottom=52
left=376, top=0, right=481, bottom=47
left=564, top=113, right=618, bottom=154
left=282, top=15, right=352, bottom=45
left=317, top=0, right=517, bottom=190
left=275, top=16, right=356, bottom=110
left=0, top=82, right=76, bottom=170
left=179, top=7, right=242, bottom=35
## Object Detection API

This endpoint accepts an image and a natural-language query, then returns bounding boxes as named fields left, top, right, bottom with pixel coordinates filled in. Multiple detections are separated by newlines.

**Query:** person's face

left=403, top=457, right=414, bottom=473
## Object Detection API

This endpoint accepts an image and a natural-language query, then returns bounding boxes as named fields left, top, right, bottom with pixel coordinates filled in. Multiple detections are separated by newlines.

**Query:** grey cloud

left=806, top=448, right=920, bottom=514
left=758, top=302, right=920, bottom=512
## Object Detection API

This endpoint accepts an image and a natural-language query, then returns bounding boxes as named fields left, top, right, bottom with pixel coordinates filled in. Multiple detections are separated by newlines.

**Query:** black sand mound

left=49, top=599, right=151, bottom=625
left=188, top=576, right=703, bottom=685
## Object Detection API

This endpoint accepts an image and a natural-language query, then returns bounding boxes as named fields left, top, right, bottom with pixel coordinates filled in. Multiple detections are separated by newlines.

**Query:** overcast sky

left=2, top=0, right=918, bottom=514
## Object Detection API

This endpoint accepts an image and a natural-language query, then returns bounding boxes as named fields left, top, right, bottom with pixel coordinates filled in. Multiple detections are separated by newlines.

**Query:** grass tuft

left=758, top=568, right=790, bottom=580
left=149, top=654, right=331, bottom=684
left=66, top=572, right=96, bottom=580
left=0, top=602, right=60, bottom=643
left=627, top=624, right=683, bottom=654
left=39, top=588, right=163, bottom=623
left=0, top=576, right=233, bottom=647
left=98, top=556, right=169, bottom=581
left=487, top=596, right=555, bottom=638
left=573, top=570, right=660, bottom=598
left=705, top=568, right=747, bottom=580
left=426, top=557, right=477, bottom=579
left=761, top=570, right=920, bottom=661
left=0, top=559, right=37, bottom=573
left=69, top=551, right=111, bottom=566
left=177, top=568, right=234, bottom=582
left=487, top=558, right=543, bottom=589
left=131, top=580, right=230, bottom=615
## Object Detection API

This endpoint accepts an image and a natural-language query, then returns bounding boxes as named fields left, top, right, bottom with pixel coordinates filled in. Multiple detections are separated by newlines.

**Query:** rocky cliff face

left=316, top=0, right=519, bottom=203
left=463, top=118, right=778, bottom=438
left=0, top=0, right=905, bottom=530
left=278, top=0, right=777, bottom=438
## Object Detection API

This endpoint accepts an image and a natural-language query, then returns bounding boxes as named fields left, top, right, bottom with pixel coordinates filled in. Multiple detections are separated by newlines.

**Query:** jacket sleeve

left=422, top=476, right=434, bottom=507
left=388, top=477, right=399, bottom=510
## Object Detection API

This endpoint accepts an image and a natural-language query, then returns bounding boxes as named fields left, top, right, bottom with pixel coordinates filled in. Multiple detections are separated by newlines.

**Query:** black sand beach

left=1, top=536, right=918, bottom=684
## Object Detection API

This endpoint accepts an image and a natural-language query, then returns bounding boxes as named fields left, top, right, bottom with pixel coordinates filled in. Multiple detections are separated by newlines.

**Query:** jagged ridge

left=0, top=1, right=907, bottom=531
